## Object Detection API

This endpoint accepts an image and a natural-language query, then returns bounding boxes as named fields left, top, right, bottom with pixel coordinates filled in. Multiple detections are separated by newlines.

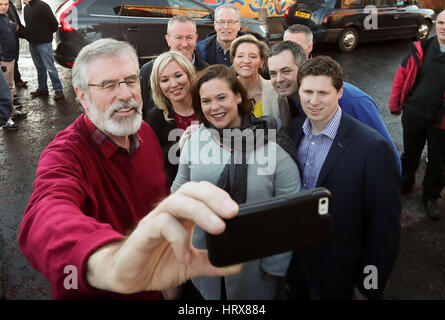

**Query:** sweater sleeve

left=18, top=143, right=126, bottom=299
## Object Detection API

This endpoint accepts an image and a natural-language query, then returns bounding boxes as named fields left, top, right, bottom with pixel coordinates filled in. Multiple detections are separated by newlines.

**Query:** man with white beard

left=18, top=39, right=242, bottom=300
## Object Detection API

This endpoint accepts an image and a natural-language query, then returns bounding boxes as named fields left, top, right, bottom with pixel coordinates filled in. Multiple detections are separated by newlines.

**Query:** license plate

left=295, top=11, right=311, bottom=19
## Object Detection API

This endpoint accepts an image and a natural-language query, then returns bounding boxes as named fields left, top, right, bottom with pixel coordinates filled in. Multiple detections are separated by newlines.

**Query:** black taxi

left=284, top=0, right=435, bottom=52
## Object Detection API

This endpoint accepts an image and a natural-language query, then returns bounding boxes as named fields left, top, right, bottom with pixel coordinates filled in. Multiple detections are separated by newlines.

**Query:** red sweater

left=19, top=115, right=168, bottom=299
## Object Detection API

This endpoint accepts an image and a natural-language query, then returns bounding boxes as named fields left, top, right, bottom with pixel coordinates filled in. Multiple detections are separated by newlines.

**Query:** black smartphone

left=205, top=187, right=332, bottom=267
left=1, top=66, right=6, bottom=72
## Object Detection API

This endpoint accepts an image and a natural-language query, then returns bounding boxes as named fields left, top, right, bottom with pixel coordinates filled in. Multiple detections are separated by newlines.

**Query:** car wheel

left=337, top=27, right=359, bottom=53
left=416, top=20, right=431, bottom=40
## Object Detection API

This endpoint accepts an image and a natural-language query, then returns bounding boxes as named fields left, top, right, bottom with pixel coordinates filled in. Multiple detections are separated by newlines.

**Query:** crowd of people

left=0, top=0, right=63, bottom=130
left=6, top=2, right=444, bottom=300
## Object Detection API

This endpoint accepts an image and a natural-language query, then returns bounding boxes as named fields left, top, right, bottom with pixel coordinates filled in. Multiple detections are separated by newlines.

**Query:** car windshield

left=295, top=0, right=337, bottom=8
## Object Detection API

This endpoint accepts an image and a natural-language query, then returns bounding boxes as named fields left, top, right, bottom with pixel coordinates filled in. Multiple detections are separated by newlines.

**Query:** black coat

left=23, top=0, right=58, bottom=44
left=145, top=106, right=180, bottom=187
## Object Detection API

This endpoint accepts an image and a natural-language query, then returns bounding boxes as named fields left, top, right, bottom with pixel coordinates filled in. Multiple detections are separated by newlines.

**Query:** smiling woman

left=230, top=35, right=291, bottom=127
left=146, top=51, right=199, bottom=186
left=170, top=64, right=301, bottom=300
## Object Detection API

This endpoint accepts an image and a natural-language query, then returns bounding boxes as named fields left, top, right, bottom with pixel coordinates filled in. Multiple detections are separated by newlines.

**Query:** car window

left=341, top=0, right=364, bottom=8
left=295, top=0, right=336, bottom=8
left=167, top=0, right=212, bottom=19
left=367, top=0, right=395, bottom=6
left=88, top=0, right=123, bottom=16
left=120, top=0, right=172, bottom=18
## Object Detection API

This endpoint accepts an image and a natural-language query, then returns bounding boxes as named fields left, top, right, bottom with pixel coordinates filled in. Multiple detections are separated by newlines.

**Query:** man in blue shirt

left=267, top=40, right=401, bottom=173
left=287, top=55, right=400, bottom=300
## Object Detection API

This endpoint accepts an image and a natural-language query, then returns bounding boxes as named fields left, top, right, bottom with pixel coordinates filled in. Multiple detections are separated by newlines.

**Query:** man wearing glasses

left=19, top=39, right=242, bottom=299
left=197, top=3, right=244, bottom=66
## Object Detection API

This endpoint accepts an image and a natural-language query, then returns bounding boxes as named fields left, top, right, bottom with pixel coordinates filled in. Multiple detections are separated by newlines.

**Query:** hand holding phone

left=205, top=188, right=332, bottom=267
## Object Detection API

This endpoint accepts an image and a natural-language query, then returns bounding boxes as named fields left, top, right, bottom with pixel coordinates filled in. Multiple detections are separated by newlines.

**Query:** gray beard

left=87, top=98, right=143, bottom=137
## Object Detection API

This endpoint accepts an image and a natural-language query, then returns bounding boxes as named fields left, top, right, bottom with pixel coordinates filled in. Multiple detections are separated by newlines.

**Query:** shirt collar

left=83, top=115, right=142, bottom=158
left=302, top=106, right=342, bottom=139
left=216, top=40, right=229, bottom=54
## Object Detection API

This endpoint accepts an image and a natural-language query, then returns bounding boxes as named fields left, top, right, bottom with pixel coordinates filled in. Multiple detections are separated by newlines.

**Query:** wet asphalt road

left=0, top=2, right=443, bottom=300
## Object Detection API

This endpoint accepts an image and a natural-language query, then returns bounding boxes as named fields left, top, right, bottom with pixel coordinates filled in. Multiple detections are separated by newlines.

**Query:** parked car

left=53, top=0, right=269, bottom=68
left=284, top=0, right=435, bottom=52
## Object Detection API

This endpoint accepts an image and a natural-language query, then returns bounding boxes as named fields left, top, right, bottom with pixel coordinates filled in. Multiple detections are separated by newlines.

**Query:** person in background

left=196, top=3, right=244, bottom=66
left=22, top=0, right=64, bottom=99
left=0, top=71, right=12, bottom=126
left=388, top=10, right=445, bottom=219
left=0, top=0, right=27, bottom=130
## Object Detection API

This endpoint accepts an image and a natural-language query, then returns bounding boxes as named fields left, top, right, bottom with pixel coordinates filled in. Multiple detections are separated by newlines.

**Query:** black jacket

left=0, top=72, right=12, bottom=126
left=145, top=106, right=179, bottom=186
left=23, top=0, right=58, bottom=44
left=140, top=48, right=208, bottom=117
left=196, top=31, right=246, bottom=65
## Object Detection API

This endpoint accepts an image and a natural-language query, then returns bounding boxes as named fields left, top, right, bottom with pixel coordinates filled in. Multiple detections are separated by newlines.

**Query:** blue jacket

left=196, top=31, right=245, bottom=65
left=0, top=13, right=17, bottom=61
left=289, top=112, right=401, bottom=299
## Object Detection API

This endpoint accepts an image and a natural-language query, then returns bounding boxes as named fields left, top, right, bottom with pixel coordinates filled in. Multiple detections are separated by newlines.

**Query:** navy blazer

left=288, top=111, right=401, bottom=299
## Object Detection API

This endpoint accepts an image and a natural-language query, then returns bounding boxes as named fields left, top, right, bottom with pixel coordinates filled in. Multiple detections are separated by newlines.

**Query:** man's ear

left=165, top=34, right=171, bottom=46
left=75, top=87, right=89, bottom=113
left=338, top=86, right=344, bottom=100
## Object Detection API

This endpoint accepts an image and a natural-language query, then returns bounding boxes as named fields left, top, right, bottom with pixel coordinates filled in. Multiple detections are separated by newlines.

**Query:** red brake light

left=284, top=7, right=289, bottom=19
left=322, top=16, right=328, bottom=26
left=59, top=0, right=84, bottom=32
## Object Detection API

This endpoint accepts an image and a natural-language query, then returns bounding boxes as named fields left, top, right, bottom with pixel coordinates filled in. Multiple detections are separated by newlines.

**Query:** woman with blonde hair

left=230, top=34, right=290, bottom=127
left=145, top=51, right=199, bottom=186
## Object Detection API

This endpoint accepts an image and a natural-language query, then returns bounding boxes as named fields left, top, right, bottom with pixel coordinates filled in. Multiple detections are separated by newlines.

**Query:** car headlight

left=259, top=24, right=269, bottom=35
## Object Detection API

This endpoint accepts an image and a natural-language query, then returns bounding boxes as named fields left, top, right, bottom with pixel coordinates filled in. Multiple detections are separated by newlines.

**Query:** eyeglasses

left=215, top=19, right=239, bottom=27
left=88, top=75, right=140, bottom=91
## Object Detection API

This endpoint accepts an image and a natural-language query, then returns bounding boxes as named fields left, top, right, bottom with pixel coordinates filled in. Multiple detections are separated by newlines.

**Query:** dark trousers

left=13, top=38, right=22, bottom=84
left=401, top=111, right=445, bottom=201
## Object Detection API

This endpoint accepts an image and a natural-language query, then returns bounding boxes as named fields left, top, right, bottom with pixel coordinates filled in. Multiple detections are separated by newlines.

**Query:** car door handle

left=394, top=14, right=400, bottom=19
left=127, top=27, right=140, bottom=32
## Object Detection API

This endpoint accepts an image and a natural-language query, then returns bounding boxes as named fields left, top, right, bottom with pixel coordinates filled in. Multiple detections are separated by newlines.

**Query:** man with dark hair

left=140, top=15, right=208, bottom=116
left=268, top=40, right=401, bottom=172
left=22, top=0, right=64, bottom=99
left=389, top=9, right=445, bottom=219
left=288, top=55, right=400, bottom=300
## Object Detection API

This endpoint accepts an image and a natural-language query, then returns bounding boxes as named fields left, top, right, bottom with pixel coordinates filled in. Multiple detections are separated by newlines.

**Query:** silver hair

left=167, top=15, right=197, bottom=35
left=214, top=3, right=240, bottom=21
left=284, top=24, right=313, bottom=44
left=72, top=38, right=139, bottom=92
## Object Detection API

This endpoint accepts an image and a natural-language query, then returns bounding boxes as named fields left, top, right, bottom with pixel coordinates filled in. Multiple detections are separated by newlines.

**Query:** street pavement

left=0, top=2, right=443, bottom=300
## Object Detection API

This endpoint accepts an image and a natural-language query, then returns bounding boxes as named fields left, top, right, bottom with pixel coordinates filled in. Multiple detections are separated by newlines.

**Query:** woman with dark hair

left=171, top=64, right=301, bottom=299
